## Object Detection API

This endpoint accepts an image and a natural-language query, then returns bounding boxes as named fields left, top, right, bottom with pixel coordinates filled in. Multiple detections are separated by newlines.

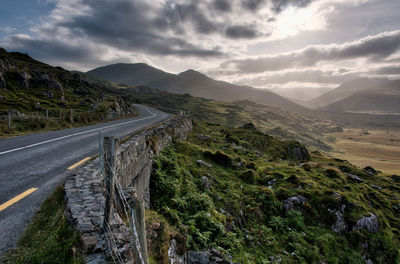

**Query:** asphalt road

left=0, top=104, right=171, bottom=256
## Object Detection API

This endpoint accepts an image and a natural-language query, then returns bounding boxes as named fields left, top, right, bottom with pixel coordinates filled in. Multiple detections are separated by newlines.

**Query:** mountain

left=321, top=79, right=400, bottom=114
left=269, top=87, right=334, bottom=102
left=307, top=78, right=388, bottom=109
left=87, top=63, right=308, bottom=113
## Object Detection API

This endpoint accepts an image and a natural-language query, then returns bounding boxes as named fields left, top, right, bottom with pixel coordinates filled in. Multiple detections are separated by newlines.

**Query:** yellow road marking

left=0, top=188, right=38, bottom=211
left=67, top=157, right=91, bottom=170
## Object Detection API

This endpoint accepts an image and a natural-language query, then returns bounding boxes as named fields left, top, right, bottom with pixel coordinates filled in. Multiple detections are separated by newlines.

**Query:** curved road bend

left=0, top=104, right=171, bottom=256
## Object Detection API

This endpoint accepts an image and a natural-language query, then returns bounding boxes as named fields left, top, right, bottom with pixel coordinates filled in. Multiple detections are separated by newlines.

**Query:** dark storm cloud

left=226, top=25, right=258, bottom=39
left=225, top=30, right=400, bottom=73
left=271, top=0, right=313, bottom=13
left=58, top=0, right=221, bottom=57
left=213, top=0, right=232, bottom=12
left=4, top=35, right=99, bottom=62
left=166, top=1, right=219, bottom=34
left=242, top=0, right=265, bottom=11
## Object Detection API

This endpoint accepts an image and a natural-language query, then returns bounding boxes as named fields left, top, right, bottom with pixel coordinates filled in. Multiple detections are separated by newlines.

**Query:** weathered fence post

left=134, top=200, right=148, bottom=264
left=46, top=109, right=49, bottom=119
left=102, top=136, right=119, bottom=229
left=7, top=111, right=11, bottom=129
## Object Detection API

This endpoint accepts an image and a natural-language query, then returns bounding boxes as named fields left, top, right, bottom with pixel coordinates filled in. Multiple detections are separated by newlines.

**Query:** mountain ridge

left=87, top=63, right=309, bottom=113
left=321, top=79, right=400, bottom=113
left=308, top=78, right=389, bottom=109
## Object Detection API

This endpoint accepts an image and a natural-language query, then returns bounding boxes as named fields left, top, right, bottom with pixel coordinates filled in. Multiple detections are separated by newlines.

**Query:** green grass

left=0, top=49, right=139, bottom=137
left=1, top=186, right=83, bottom=264
left=148, top=121, right=400, bottom=263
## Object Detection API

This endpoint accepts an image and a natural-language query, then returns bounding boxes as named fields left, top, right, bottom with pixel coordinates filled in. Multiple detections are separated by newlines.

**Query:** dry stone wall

left=65, top=114, right=193, bottom=263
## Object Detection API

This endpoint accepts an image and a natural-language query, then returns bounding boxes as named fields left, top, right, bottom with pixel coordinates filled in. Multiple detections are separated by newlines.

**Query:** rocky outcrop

left=363, top=166, right=378, bottom=176
left=0, top=59, right=14, bottom=88
left=289, top=146, right=310, bottom=162
left=18, top=71, right=31, bottom=89
left=187, top=251, right=211, bottom=264
left=352, top=213, right=379, bottom=233
left=283, top=195, right=308, bottom=211
left=330, top=205, right=348, bottom=233
left=345, top=173, right=364, bottom=183
left=106, top=99, right=139, bottom=119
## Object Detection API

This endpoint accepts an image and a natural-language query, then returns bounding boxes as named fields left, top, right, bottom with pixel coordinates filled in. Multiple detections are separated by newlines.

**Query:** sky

left=1, top=0, right=400, bottom=91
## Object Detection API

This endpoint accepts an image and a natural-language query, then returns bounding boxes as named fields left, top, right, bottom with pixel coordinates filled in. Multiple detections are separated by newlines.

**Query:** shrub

left=204, top=151, right=234, bottom=168
left=239, top=169, right=258, bottom=184
left=325, top=168, right=340, bottom=179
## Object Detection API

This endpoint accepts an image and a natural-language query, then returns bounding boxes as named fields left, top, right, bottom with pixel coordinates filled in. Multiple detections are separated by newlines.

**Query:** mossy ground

left=149, top=121, right=400, bottom=263
left=1, top=186, right=83, bottom=264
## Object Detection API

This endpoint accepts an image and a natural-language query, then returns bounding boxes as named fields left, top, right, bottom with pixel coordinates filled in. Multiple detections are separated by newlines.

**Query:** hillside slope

left=0, top=48, right=138, bottom=136
left=87, top=63, right=308, bottom=113
left=321, top=80, right=400, bottom=114
left=147, top=121, right=400, bottom=263
left=308, top=78, right=388, bottom=109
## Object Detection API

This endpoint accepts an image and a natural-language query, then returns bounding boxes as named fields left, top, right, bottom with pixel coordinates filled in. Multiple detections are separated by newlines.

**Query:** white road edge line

left=0, top=105, right=156, bottom=156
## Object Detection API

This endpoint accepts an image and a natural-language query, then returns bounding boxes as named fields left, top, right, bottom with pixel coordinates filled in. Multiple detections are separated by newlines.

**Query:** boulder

left=168, top=239, right=185, bottom=264
left=363, top=166, right=378, bottom=176
left=332, top=210, right=348, bottom=233
left=345, top=173, right=364, bottom=183
left=187, top=251, right=211, bottom=264
left=201, top=176, right=210, bottom=190
left=283, top=195, right=308, bottom=211
left=331, top=205, right=347, bottom=233
left=290, top=146, right=310, bottom=162
left=371, top=185, right=381, bottom=191
left=197, top=160, right=212, bottom=168
left=352, top=213, right=379, bottom=233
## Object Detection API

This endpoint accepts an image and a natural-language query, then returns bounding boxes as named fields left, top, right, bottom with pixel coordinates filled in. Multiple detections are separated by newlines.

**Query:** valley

left=326, top=128, right=400, bottom=175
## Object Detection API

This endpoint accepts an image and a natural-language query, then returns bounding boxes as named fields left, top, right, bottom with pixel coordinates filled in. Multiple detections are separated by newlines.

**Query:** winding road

left=0, top=104, right=171, bottom=255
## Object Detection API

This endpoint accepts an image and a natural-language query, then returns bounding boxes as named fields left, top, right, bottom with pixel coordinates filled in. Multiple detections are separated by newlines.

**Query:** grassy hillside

left=128, top=90, right=338, bottom=151
left=0, top=48, right=138, bottom=137
left=147, top=121, right=400, bottom=263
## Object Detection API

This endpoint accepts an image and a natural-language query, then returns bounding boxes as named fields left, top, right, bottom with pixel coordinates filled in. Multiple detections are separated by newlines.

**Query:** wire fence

left=0, top=108, right=103, bottom=130
left=98, top=133, right=146, bottom=264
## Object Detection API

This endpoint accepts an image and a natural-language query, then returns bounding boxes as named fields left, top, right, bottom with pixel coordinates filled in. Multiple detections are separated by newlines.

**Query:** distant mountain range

left=87, top=63, right=309, bottom=113
left=320, top=79, right=400, bottom=114
left=268, top=87, right=334, bottom=102
left=307, top=78, right=389, bottom=109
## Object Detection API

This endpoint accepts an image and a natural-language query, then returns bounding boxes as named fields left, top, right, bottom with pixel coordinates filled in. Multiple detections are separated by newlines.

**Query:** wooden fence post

left=134, top=200, right=148, bottom=264
left=8, top=111, right=11, bottom=129
left=102, top=137, right=119, bottom=229
left=46, top=109, right=49, bottom=119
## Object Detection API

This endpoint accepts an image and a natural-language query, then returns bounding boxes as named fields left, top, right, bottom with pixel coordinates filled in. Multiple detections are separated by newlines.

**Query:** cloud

left=242, top=0, right=265, bottom=11
left=0, top=26, right=16, bottom=33
left=213, top=0, right=232, bottom=12
left=374, top=65, right=400, bottom=76
left=224, top=30, right=400, bottom=73
left=57, top=0, right=222, bottom=56
left=271, top=0, right=313, bottom=13
left=226, top=25, right=258, bottom=39
left=4, top=34, right=99, bottom=62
